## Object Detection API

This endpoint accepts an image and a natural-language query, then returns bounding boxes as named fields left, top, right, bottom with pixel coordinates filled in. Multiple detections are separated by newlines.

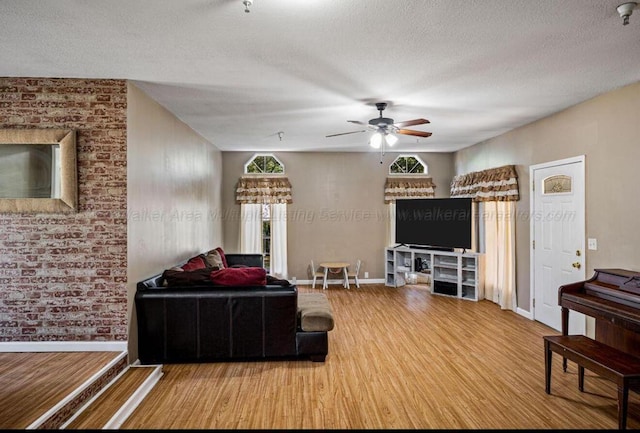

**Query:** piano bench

left=544, top=335, right=640, bottom=430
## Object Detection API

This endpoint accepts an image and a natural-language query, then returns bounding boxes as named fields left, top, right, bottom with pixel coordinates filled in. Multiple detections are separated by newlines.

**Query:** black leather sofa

left=135, top=253, right=329, bottom=364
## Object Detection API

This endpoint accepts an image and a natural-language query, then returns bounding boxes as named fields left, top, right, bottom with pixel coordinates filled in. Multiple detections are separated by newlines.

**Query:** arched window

left=237, top=154, right=289, bottom=277
left=389, top=155, right=427, bottom=175
left=385, top=155, right=433, bottom=248
left=244, top=153, right=284, bottom=174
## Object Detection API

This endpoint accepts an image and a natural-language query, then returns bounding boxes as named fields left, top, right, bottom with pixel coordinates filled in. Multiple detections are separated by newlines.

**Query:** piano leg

left=544, top=338, right=552, bottom=394
left=618, top=384, right=629, bottom=430
left=578, top=365, right=584, bottom=391
left=561, top=306, right=569, bottom=372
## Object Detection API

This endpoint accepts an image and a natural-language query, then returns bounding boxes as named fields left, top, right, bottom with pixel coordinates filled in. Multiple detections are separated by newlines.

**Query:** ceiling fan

left=326, top=102, right=432, bottom=149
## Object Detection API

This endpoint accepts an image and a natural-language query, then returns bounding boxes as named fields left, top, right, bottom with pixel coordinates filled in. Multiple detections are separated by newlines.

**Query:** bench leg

left=618, top=384, right=629, bottom=430
left=544, top=339, right=552, bottom=394
left=578, top=365, right=584, bottom=392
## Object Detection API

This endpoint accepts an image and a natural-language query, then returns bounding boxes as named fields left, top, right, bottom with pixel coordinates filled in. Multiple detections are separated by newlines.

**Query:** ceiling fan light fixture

left=326, top=102, right=431, bottom=153
left=369, top=132, right=382, bottom=149
left=243, top=0, right=253, bottom=13
left=386, top=133, right=398, bottom=146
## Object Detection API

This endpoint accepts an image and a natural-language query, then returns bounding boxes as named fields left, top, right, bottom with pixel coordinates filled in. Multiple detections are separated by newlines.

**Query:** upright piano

left=559, top=268, right=640, bottom=360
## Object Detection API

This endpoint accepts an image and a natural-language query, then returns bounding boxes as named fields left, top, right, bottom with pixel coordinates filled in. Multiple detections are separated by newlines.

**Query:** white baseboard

left=103, top=365, right=164, bottom=429
left=0, top=341, right=128, bottom=352
left=516, top=307, right=533, bottom=320
left=295, top=278, right=385, bottom=286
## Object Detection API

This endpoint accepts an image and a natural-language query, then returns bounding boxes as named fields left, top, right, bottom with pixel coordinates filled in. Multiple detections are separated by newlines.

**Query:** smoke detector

left=617, top=2, right=637, bottom=25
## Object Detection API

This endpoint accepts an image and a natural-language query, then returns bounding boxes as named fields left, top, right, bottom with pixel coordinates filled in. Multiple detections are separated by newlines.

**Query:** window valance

left=235, top=176, right=293, bottom=204
left=384, top=177, right=436, bottom=203
left=450, top=164, right=519, bottom=202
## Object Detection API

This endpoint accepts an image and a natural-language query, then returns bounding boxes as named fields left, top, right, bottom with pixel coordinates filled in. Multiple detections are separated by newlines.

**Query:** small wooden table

left=319, top=262, right=350, bottom=290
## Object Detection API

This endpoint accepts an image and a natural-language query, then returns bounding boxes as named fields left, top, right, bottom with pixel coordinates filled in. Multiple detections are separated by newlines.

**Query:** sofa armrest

left=137, top=274, right=164, bottom=290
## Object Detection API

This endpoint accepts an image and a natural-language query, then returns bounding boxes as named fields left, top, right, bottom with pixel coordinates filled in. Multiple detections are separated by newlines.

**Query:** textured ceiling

left=1, top=0, right=639, bottom=152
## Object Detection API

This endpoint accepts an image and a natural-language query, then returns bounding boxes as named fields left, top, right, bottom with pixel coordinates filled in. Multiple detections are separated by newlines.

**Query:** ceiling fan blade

left=394, top=118, right=430, bottom=128
left=397, top=129, right=432, bottom=138
left=326, top=130, right=367, bottom=138
left=347, top=120, right=368, bottom=126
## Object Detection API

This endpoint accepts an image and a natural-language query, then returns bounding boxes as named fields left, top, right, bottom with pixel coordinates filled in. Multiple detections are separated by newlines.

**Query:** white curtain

left=240, top=203, right=262, bottom=254
left=482, top=201, right=516, bottom=310
left=387, top=202, right=396, bottom=247
left=270, top=203, right=288, bottom=279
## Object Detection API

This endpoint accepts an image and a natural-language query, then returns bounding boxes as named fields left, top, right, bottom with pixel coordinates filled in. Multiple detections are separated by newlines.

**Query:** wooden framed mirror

left=0, top=129, right=78, bottom=213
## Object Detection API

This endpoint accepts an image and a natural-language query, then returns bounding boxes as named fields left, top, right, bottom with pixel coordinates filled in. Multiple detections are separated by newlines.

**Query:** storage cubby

left=384, top=247, right=484, bottom=301
left=384, top=247, right=431, bottom=288
left=385, top=248, right=396, bottom=287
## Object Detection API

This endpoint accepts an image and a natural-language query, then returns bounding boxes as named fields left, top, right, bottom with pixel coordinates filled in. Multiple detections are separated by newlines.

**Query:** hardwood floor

left=0, top=351, right=122, bottom=429
left=64, top=365, right=158, bottom=429
left=3, top=284, right=640, bottom=429
left=120, top=284, right=640, bottom=430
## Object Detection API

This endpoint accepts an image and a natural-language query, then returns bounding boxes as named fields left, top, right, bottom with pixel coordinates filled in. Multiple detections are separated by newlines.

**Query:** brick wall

left=0, top=78, right=128, bottom=342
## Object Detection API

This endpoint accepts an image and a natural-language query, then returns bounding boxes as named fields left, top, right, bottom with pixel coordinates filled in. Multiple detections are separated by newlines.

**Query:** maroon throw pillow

left=215, top=247, right=228, bottom=268
left=210, top=267, right=267, bottom=286
left=182, top=256, right=206, bottom=271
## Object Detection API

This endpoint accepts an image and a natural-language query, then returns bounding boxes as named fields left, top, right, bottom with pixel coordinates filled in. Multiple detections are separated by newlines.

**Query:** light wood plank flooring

left=0, top=351, right=121, bottom=429
left=64, top=365, right=157, bottom=429
left=3, top=284, right=640, bottom=429
left=120, top=284, right=640, bottom=429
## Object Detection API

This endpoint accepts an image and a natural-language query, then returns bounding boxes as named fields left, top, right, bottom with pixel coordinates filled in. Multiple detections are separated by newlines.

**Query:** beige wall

left=455, top=80, right=640, bottom=312
left=126, top=83, right=224, bottom=361
left=4, top=76, right=637, bottom=357
left=221, top=151, right=455, bottom=282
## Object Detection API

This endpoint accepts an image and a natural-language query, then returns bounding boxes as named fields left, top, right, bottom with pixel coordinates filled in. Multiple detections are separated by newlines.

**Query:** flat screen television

left=395, top=198, right=473, bottom=250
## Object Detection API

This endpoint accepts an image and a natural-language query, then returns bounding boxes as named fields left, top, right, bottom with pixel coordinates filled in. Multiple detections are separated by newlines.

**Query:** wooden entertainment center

left=384, top=246, right=484, bottom=301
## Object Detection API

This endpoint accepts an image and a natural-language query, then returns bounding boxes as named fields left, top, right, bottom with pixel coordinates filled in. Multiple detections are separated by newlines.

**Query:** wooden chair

left=310, top=260, right=325, bottom=289
left=347, top=259, right=362, bottom=288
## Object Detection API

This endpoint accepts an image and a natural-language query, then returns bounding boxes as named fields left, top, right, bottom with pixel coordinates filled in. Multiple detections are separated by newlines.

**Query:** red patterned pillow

left=210, top=267, right=267, bottom=286
left=182, top=255, right=206, bottom=271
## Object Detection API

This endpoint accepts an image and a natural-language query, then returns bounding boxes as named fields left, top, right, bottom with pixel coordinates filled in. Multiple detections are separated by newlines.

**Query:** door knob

left=572, top=262, right=581, bottom=269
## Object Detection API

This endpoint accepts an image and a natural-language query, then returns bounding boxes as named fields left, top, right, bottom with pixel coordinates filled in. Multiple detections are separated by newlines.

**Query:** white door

left=530, top=156, right=586, bottom=333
